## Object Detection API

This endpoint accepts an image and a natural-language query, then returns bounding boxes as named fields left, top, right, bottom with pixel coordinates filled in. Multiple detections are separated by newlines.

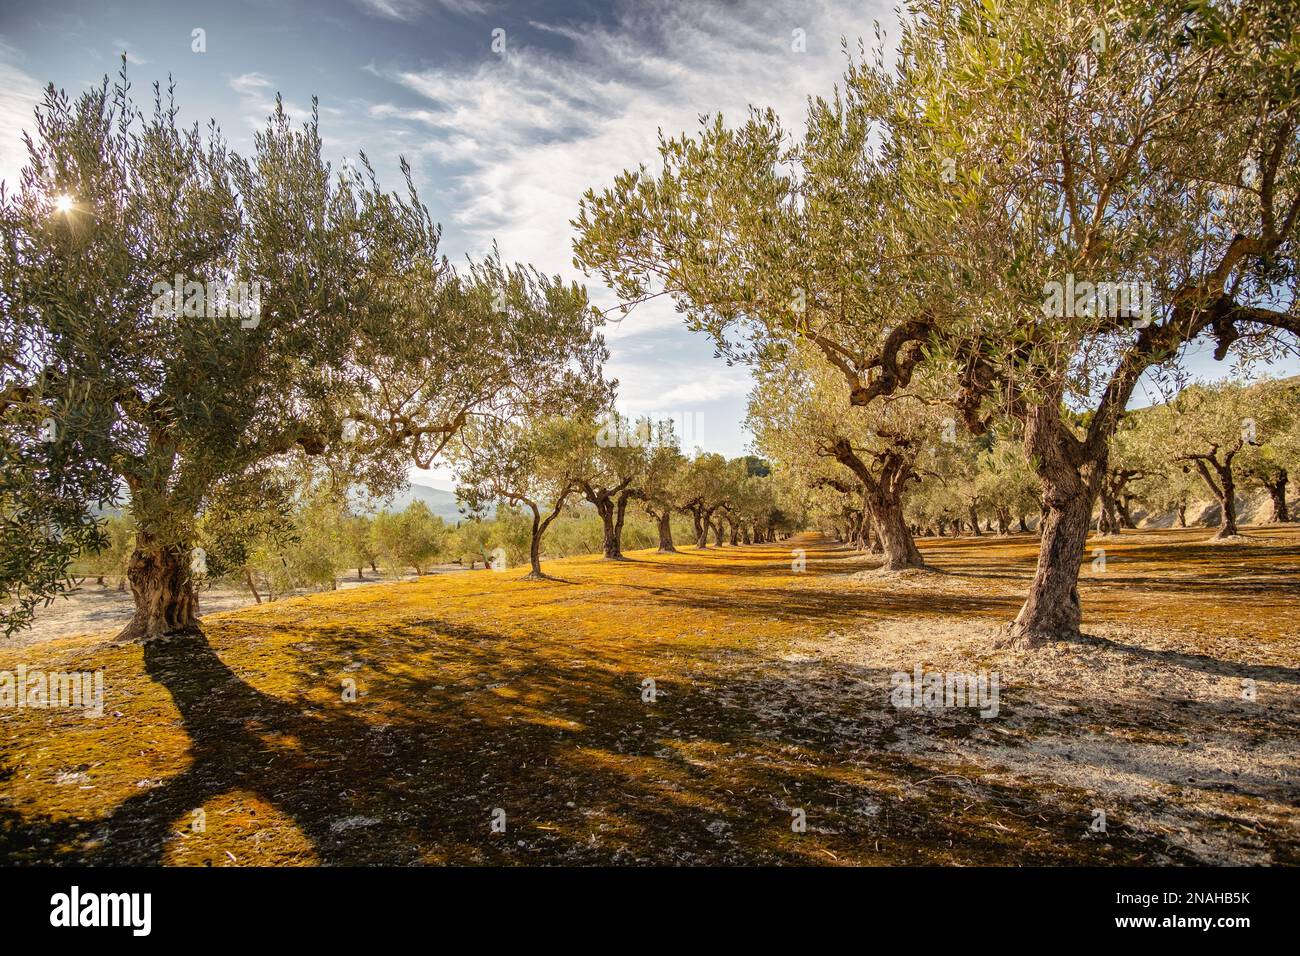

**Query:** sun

left=53, top=194, right=74, bottom=214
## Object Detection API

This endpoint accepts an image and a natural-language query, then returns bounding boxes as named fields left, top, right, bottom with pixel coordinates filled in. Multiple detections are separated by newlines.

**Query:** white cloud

left=227, top=72, right=320, bottom=140
left=351, top=0, right=489, bottom=21
left=0, top=42, right=43, bottom=191
left=372, top=0, right=894, bottom=324
left=112, top=40, right=149, bottom=66
left=230, top=71, right=273, bottom=96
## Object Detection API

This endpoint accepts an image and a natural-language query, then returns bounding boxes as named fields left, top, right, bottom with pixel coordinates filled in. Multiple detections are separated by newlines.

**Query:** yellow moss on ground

left=1, top=528, right=1296, bottom=865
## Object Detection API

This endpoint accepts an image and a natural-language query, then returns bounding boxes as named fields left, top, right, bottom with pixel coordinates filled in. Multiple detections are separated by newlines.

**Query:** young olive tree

left=453, top=415, right=598, bottom=579
left=1237, top=377, right=1299, bottom=522
left=634, top=419, right=686, bottom=553
left=371, top=501, right=447, bottom=576
left=579, top=411, right=650, bottom=560
left=1160, top=378, right=1293, bottom=538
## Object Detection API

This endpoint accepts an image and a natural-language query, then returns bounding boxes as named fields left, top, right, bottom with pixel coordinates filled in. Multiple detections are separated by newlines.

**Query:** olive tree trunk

left=652, top=509, right=676, bottom=553
left=695, top=507, right=715, bottom=549
left=119, top=536, right=200, bottom=642
left=598, top=500, right=621, bottom=558
left=1003, top=399, right=1105, bottom=647
left=524, top=497, right=567, bottom=580
left=1187, top=454, right=1241, bottom=538
left=1266, top=470, right=1289, bottom=523
left=867, top=490, right=925, bottom=571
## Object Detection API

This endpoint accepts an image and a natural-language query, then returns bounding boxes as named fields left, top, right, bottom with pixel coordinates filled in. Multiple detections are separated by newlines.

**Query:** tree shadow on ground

left=5, top=531, right=1291, bottom=866
left=0, top=612, right=1189, bottom=866
left=1075, top=632, right=1300, bottom=685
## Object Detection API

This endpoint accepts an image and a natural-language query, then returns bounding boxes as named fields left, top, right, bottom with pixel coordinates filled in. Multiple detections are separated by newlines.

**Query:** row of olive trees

left=0, top=67, right=611, bottom=640
left=751, top=359, right=1296, bottom=550
left=77, top=496, right=455, bottom=601
left=1098, top=376, right=1299, bottom=537
left=77, top=467, right=788, bottom=599
left=575, top=0, right=1300, bottom=647
left=449, top=406, right=795, bottom=579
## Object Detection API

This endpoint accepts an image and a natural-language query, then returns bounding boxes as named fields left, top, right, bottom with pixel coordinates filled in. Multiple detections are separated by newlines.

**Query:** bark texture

left=119, top=537, right=200, bottom=642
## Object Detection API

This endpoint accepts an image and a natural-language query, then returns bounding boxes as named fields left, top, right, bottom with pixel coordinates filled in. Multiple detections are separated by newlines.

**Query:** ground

left=1, top=527, right=1297, bottom=865
left=10, top=563, right=464, bottom=650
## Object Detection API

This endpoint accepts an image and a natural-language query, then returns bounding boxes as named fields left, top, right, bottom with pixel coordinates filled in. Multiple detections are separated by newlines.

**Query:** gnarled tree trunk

left=1003, top=398, right=1105, bottom=647
left=1266, top=470, right=1289, bottom=523
left=613, top=491, right=635, bottom=557
left=830, top=438, right=926, bottom=572
left=1186, top=454, right=1241, bottom=539
left=694, top=506, right=714, bottom=548
left=868, top=489, right=925, bottom=571
left=1097, top=490, right=1117, bottom=535
left=1117, top=495, right=1136, bottom=529
left=119, top=536, right=200, bottom=642
left=650, top=508, right=676, bottom=553
left=1006, top=472, right=1095, bottom=647
left=598, top=500, right=621, bottom=558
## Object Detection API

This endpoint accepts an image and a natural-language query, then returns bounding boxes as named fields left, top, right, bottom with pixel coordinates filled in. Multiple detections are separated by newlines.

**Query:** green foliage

left=371, top=501, right=448, bottom=576
left=0, top=64, right=609, bottom=635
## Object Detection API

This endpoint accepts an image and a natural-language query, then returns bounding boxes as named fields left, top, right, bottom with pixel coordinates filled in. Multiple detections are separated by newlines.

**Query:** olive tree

left=573, top=87, right=948, bottom=571
left=371, top=501, right=447, bottom=576
left=858, top=0, right=1300, bottom=642
left=634, top=420, right=687, bottom=553
left=453, top=415, right=598, bottom=579
left=674, top=452, right=734, bottom=549
left=578, top=411, right=650, bottom=560
left=1238, top=377, right=1300, bottom=522
left=0, top=69, right=607, bottom=640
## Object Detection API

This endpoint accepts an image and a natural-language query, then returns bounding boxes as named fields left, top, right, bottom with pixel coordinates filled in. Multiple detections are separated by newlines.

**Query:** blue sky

left=1, top=0, right=890, bottom=489
left=1, top=0, right=1294, bottom=490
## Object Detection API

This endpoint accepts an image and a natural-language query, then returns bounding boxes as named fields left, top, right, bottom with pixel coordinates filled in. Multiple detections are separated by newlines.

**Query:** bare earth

left=0, top=527, right=1296, bottom=865
left=15, top=565, right=469, bottom=649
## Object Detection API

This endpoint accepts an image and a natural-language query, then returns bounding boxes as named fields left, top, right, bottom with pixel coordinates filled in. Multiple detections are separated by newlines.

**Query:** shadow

left=1078, top=632, right=1300, bottom=685
left=0, top=615, right=1187, bottom=866
left=3, top=527, right=1292, bottom=866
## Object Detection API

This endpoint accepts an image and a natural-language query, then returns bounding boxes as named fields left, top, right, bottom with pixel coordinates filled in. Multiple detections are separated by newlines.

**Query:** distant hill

left=93, top=482, right=472, bottom=524
left=377, top=483, right=467, bottom=523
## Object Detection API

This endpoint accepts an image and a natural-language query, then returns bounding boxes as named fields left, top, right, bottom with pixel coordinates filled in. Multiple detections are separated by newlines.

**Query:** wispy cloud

left=0, top=42, right=43, bottom=190
left=112, top=40, right=149, bottom=66
left=369, top=0, right=893, bottom=334
left=351, top=0, right=488, bottom=21
left=360, top=0, right=892, bottom=456
left=230, top=71, right=273, bottom=97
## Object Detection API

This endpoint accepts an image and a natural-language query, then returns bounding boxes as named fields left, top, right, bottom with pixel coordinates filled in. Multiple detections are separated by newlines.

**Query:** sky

left=0, top=0, right=893, bottom=490
left=1, top=0, right=1295, bottom=491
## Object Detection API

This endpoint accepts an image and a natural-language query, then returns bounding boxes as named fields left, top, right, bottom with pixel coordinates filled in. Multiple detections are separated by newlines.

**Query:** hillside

left=375, top=483, right=466, bottom=523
